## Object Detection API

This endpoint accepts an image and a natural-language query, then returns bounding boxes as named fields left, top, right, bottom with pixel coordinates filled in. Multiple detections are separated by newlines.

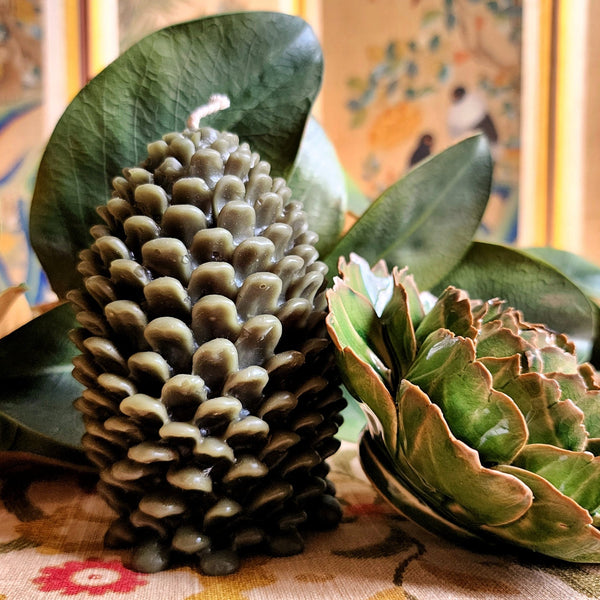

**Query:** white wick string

left=187, top=94, right=231, bottom=129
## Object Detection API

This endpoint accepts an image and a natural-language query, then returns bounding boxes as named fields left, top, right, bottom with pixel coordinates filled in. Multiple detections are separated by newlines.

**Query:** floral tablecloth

left=0, top=442, right=599, bottom=600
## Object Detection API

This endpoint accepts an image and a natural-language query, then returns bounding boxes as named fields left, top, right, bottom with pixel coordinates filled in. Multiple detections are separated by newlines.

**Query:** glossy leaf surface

left=525, top=247, right=600, bottom=301
left=329, top=252, right=600, bottom=562
left=335, top=346, right=398, bottom=453
left=499, top=373, right=587, bottom=451
left=396, top=381, right=532, bottom=526
left=406, top=329, right=527, bottom=465
left=0, top=304, right=87, bottom=465
left=324, top=135, right=492, bottom=289
left=287, top=118, right=347, bottom=256
left=514, top=444, right=600, bottom=514
left=31, top=12, right=323, bottom=297
left=489, top=465, right=600, bottom=562
left=326, top=280, right=392, bottom=386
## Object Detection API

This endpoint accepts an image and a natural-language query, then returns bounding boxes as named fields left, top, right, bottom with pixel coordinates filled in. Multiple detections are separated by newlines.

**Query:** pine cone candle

left=68, top=106, right=345, bottom=575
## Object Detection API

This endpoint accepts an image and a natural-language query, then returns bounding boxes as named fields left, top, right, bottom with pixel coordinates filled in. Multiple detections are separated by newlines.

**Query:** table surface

left=0, top=441, right=599, bottom=600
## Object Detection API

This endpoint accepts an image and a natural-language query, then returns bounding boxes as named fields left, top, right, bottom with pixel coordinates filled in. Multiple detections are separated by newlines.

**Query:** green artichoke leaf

left=396, top=381, right=533, bottom=527
left=414, top=286, right=478, bottom=344
left=489, top=465, right=600, bottom=562
left=360, top=431, right=487, bottom=545
left=323, top=135, right=492, bottom=290
left=475, top=320, right=529, bottom=359
left=514, top=444, right=600, bottom=516
left=333, top=346, right=398, bottom=453
left=337, top=254, right=394, bottom=317
left=326, top=279, right=393, bottom=387
left=535, top=346, right=579, bottom=374
left=0, top=304, right=87, bottom=466
left=479, top=354, right=522, bottom=387
left=287, top=117, right=347, bottom=257
left=497, top=372, right=587, bottom=452
left=519, top=332, right=578, bottom=375
left=393, top=268, right=427, bottom=329
left=436, top=242, right=598, bottom=362
left=31, top=12, right=323, bottom=298
left=548, top=372, right=600, bottom=442
left=405, top=329, right=528, bottom=464
left=380, top=275, right=417, bottom=380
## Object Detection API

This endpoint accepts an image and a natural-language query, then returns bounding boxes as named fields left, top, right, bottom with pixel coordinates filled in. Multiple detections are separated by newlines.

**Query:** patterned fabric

left=0, top=442, right=599, bottom=599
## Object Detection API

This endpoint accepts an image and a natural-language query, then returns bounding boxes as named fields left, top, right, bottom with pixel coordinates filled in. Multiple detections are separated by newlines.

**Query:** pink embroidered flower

left=33, top=559, right=148, bottom=596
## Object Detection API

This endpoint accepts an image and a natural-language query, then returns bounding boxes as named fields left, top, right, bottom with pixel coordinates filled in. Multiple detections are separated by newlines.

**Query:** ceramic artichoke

left=326, top=253, right=600, bottom=562
left=68, top=125, right=345, bottom=575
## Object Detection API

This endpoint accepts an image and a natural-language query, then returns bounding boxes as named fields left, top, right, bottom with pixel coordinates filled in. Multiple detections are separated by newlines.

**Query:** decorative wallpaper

left=0, top=0, right=522, bottom=304
left=322, top=0, right=522, bottom=242
left=117, top=0, right=283, bottom=51
left=0, top=0, right=47, bottom=304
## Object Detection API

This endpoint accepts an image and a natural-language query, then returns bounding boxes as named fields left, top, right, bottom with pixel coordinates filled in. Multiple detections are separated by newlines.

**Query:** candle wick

left=187, top=94, right=231, bottom=130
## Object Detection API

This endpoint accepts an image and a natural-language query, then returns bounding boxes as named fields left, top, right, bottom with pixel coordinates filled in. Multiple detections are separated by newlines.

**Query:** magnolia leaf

left=0, top=284, right=32, bottom=338
left=523, top=248, right=600, bottom=372
left=524, top=247, right=600, bottom=301
left=30, top=12, right=323, bottom=298
left=288, top=118, right=347, bottom=256
left=345, top=172, right=370, bottom=217
left=436, top=242, right=598, bottom=362
left=324, top=135, right=492, bottom=289
left=490, top=465, right=600, bottom=562
left=0, top=303, right=87, bottom=465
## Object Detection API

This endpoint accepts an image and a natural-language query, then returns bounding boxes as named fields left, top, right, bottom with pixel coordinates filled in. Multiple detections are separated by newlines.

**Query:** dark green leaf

left=524, top=246, right=600, bottom=301
left=435, top=242, right=598, bottom=361
left=323, top=135, right=492, bottom=289
left=287, top=118, right=346, bottom=256
left=30, top=12, right=323, bottom=297
left=0, top=304, right=87, bottom=465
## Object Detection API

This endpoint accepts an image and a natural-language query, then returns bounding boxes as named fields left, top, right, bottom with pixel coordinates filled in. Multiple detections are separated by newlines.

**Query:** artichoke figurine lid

left=327, top=253, right=600, bottom=564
